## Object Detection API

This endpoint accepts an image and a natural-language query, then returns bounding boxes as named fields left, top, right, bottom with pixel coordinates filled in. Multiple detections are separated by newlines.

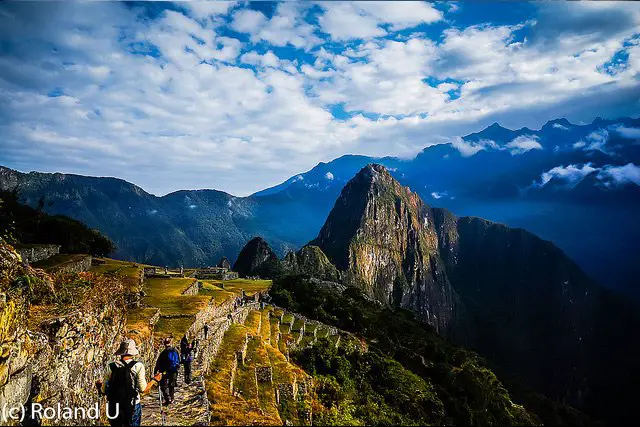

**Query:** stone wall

left=16, top=244, right=60, bottom=264
left=188, top=294, right=262, bottom=376
left=1, top=238, right=270, bottom=425
left=49, top=255, right=92, bottom=274
left=181, top=279, right=201, bottom=296
left=0, top=293, right=127, bottom=425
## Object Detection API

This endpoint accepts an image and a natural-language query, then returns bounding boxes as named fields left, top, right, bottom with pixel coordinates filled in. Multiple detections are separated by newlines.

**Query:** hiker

left=191, top=338, right=199, bottom=360
left=180, top=334, right=189, bottom=355
left=97, top=339, right=162, bottom=427
left=154, top=337, right=180, bottom=405
left=203, top=324, right=209, bottom=340
left=181, top=336, right=194, bottom=385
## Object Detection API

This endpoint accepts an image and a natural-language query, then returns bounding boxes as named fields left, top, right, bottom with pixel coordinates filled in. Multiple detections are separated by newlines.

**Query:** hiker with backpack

left=97, top=339, right=162, bottom=427
left=154, top=337, right=180, bottom=405
left=181, top=337, right=194, bottom=385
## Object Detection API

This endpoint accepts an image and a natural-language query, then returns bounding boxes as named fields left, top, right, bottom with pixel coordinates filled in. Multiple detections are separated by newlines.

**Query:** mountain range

left=236, top=163, right=640, bottom=424
left=1, top=116, right=638, bottom=298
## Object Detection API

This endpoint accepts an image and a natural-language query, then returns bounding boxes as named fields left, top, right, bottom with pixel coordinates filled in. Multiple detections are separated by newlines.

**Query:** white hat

left=115, top=339, right=139, bottom=356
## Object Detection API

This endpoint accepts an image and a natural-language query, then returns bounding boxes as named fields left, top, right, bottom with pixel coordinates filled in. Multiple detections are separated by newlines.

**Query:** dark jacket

left=154, top=346, right=179, bottom=374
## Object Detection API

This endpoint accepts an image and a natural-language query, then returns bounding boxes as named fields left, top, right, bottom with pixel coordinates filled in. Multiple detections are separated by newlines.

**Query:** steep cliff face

left=309, top=164, right=640, bottom=414
left=233, top=237, right=281, bottom=278
left=433, top=213, right=598, bottom=403
left=311, top=165, right=457, bottom=333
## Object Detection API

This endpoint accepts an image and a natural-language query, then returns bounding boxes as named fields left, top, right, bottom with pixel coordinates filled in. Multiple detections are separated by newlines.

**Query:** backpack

left=181, top=346, right=193, bottom=364
left=166, top=348, right=180, bottom=372
left=106, top=360, right=139, bottom=415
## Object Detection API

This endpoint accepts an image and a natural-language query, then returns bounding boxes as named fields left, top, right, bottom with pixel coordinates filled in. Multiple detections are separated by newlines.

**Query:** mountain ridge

left=235, top=163, right=638, bottom=424
left=1, top=115, right=639, bottom=298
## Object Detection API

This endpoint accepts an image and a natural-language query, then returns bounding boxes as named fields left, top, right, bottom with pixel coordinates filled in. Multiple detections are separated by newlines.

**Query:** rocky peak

left=311, top=164, right=456, bottom=333
left=233, top=237, right=281, bottom=278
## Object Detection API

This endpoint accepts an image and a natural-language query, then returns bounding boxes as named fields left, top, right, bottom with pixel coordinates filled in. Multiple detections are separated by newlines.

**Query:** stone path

left=140, top=355, right=209, bottom=426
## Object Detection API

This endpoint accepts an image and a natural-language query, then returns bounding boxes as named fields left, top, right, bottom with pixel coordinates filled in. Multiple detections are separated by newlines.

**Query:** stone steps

left=140, top=355, right=209, bottom=426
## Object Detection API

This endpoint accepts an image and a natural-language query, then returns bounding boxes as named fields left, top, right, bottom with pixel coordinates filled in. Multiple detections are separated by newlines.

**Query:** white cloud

left=0, top=1, right=639, bottom=196
left=317, top=1, right=442, bottom=41
left=231, top=3, right=321, bottom=50
left=431, top=191, right=448, bottom=199
left=612, top=125, right=640, bottom=139
left=313, top=37, right=446, bottom=115
left=505, top=135, right=543, bottom=155
left=552, top=123, right=569, bottom=130
left=597, top=163, right=640, bottom=187
left=181, top=1, right=237, bottom=20
left=324, top=171, right=334, bottom=180
left=574, top=129, right=611, bottom=153
left=230, top=9, right=266, bottom=33
left=535, top=163, right=599, bottom=188
left=317, top=2, right=385, bottom=41
left=354, top=1, right=442, bottom=31
left=450, top=137, right=498, bottom=157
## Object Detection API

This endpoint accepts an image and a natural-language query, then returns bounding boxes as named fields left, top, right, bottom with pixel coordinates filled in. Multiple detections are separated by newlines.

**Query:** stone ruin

left=194, top=256, right=239, bottom=280
left=143, top=266, right=170, bottom=278
left=15, top=243, right=60, bottom=264
left=276, top=382, right=297, bottom=404
left=217, top=256, right=232, bottom=271
left=255, top=366, right=273, bottom=384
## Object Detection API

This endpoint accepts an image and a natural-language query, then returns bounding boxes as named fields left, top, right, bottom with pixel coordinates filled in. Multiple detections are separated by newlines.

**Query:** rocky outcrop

left=282, top=245, right=340, bottom=282
left=311, top=164, right=457, bottom=333
left=233, top=237, right=281, bottom=279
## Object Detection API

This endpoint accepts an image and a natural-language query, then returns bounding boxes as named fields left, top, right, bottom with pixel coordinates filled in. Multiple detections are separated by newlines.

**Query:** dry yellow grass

left=206, top=278, right=272, bottom=296
left=245, top=311, right=262, bottom=336
left=143, top=277, right=210, bottom=315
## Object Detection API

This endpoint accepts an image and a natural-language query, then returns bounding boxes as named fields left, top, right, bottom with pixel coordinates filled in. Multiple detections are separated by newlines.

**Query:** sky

left=0, top=1, right=639, bottom=196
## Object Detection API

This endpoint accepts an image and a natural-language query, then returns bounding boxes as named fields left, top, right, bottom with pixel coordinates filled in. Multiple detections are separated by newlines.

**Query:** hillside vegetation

left=271, top=275, right=592, bottom=426
left=0, top=189, right=114, bottom=255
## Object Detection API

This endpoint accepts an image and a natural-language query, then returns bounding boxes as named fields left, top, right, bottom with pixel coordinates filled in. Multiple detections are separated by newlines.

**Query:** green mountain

left=235, top=164, right=638, bottom=424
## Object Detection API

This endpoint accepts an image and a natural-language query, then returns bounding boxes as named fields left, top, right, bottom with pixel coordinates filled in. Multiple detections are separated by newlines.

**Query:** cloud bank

left=0, top=1, right=639, bottom=195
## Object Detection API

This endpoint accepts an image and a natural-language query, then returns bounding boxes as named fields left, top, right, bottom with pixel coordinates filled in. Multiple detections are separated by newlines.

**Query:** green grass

left=245, top=311, right=262, bottom=336
left=127, top=307, right=159, bottom=326
left=292, top=318, right=304, bottom=332
left=304, top=323, right=316, bottom=336
left=199, top=281, right=238, bottom=306
left=260, top=309, right=272, bottom=342
left=142, top=277, right=210, bottom=339
left=282, top=313, right=294, bottom=325
left=144, top=277, right=209, bottom=315
left=90, top=257, right=142, bottom=278
left=154, top=316, right=195, bottom=341
left=299, top=335, right=314, bottom=348
left=270, top=317, right=280, bottom=346
left=316, top=327, right=330, bottom=339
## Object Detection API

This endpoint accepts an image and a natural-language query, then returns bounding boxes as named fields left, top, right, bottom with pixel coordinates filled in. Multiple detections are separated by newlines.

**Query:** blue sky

left=0, top=1, right=639, bottom=196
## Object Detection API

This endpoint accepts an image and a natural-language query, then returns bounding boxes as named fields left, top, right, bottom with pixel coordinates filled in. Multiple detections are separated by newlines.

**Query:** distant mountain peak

left=488, top=122, right=507, bottom=130
left=541, top=117, right=573, bottom=130
left=312, top=163, right=455, bottom=332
